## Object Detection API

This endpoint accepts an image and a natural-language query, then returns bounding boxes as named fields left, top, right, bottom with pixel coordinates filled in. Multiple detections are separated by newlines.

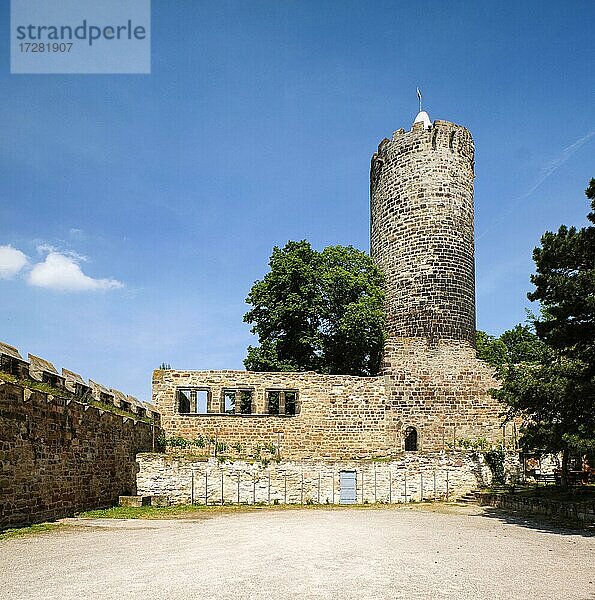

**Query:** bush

left=484, top=448, right=506, bottom=485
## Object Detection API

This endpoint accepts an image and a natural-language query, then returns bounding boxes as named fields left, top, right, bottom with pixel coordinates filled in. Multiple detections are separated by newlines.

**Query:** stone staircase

left=455, top=490, right=481, bottom=504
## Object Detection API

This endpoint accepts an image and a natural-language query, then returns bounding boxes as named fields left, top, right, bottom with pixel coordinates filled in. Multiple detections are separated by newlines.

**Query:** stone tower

left=370, top=114, right=476, bottom=348
left=370, top=111, right=503, bottom=451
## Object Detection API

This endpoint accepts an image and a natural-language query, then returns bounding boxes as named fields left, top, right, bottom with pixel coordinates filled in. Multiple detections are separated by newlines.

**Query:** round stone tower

left=370, top=114, right=476, bottom=348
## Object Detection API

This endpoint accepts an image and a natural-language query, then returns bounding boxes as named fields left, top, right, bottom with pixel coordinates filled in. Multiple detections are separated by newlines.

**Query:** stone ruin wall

left=382, top=339, right=506, bottom=451
left=0, top=382, right=159, bottom=529
left=154, top=364, right=508, bottom=461
left=154, top=369, right=390, bottom=460
left=137, top=453, right=522, bottom=506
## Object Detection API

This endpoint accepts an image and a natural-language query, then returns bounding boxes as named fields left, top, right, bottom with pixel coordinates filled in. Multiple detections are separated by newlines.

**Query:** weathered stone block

left=119, top=495, right=151, bottom=507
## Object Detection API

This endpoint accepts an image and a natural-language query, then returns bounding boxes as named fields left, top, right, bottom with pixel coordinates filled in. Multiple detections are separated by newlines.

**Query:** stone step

left=456, top=490, right=480, bottom=504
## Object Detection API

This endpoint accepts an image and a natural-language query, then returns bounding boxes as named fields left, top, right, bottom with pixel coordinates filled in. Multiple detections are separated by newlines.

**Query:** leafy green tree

left=475, top=330, right=508, bottom=367
left=493, top=180, right=595, bottom=486
left=476, top=324, right=546, bottom=368
left=244, top=241, right=385, bottom=376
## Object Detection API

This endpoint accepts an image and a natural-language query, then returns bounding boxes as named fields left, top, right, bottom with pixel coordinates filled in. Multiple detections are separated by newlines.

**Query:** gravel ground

left=0, top=505, right=593, bottom=600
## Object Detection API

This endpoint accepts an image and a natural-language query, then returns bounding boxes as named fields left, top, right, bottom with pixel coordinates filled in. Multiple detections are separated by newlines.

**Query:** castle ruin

left=1, top=111, right=515, bottom=521
left=149, top=112, right=506, bottom=476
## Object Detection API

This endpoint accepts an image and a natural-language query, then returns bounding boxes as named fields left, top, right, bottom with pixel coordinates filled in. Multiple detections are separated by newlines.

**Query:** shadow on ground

left=476, top=506, right=595, bottom=538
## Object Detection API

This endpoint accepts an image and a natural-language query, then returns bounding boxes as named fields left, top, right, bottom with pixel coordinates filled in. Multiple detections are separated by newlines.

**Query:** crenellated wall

left=0, top=340, right=159, bottom=421
left=0, top=382, right=160, bottom=529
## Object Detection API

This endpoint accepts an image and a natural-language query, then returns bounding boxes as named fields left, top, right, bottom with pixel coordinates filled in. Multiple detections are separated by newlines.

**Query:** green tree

left=475, top=330, right=508, bottom=367
left=493, top=180, right=595, bottom=486
left=244, top=241, right=385, bottom=376
left=476, top=324, right=547, bottom=368
left=529, top=178, right=595, bottom=368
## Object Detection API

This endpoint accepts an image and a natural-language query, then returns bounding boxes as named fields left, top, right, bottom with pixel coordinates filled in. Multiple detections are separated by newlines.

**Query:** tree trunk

left=561, top=445, right=570, bottom=489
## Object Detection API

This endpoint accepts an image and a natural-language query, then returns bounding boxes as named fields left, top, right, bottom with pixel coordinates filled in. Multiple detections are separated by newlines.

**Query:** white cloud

left=36, top=243, right=86, bottom=262
left=36, top=243, right=58, bottom=255
left=0, top=245, right=28, bottom=279
left=28, top=251, right=123, bottom=292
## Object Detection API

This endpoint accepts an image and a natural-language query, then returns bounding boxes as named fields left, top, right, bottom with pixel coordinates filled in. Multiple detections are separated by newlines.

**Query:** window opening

left=267, top=391, right=280, bottom=415
left=285, top=391, right=297, bottom=416
left=178, top=388, right=210, bottom=414
left=239, top=390, right=253, bottom=414
left=265, top=390, right=299, bottom=416
left=223, top=390, right=236, bottom=414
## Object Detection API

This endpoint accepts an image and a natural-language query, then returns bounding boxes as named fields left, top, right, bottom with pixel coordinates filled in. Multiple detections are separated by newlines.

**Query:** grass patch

left=78, top=505, right=218, bottom=519
left=0, top=522, right=63, bottom=541
left=77, top=501, right=450, bottom=520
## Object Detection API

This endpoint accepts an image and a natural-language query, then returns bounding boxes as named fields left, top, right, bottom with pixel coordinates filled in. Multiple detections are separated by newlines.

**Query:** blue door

left=339, top=471, right=357, bottom=504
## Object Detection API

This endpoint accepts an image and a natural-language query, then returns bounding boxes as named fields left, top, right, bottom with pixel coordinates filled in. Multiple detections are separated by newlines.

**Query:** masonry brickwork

left=0, top=382, right=159, bottom=529
left=136, top=453, right=521, bottom=506
left=153, top=369, right=388, bottom=460
left=370, top=120, right=476, bottom=344
left=154, top=358, right=506, bottom=461
left=381, top=339, right=504, bottom=451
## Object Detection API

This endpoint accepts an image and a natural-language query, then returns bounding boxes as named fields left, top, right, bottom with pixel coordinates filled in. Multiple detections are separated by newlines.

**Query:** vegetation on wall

left=159, top=433, right=279, bottom=465
left=483, top=448, right=506, bottom=486
left=448, top=437, right=509, bottom=485
left=243, top=241, right=386, bottom=376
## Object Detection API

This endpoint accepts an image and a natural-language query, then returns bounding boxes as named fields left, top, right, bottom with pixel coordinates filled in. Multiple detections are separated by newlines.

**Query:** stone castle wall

left=137, top=453, right=521, bottom=506
left=153, top=364, right=506, bottom=459
left=0, top=382, right=159, bottom=529
left=382, top=339, right=505, bottom=450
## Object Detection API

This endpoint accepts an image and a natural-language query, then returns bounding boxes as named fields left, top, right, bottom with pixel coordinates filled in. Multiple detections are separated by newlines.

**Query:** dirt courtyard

left=0, top=505, right=593, bottom=600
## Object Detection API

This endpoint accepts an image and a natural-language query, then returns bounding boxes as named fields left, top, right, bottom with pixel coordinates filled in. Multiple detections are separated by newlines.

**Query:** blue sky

left=0, top=0, right=593, bottom=401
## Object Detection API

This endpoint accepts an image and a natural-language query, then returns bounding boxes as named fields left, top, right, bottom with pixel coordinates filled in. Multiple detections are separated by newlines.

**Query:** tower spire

left=413, top=88, right=431, bottom=129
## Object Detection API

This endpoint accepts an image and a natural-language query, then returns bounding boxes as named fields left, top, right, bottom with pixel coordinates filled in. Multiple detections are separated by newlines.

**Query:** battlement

left=375, top=119, right=474, bottom=160
left=0, top=339, right=159, bottom=422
